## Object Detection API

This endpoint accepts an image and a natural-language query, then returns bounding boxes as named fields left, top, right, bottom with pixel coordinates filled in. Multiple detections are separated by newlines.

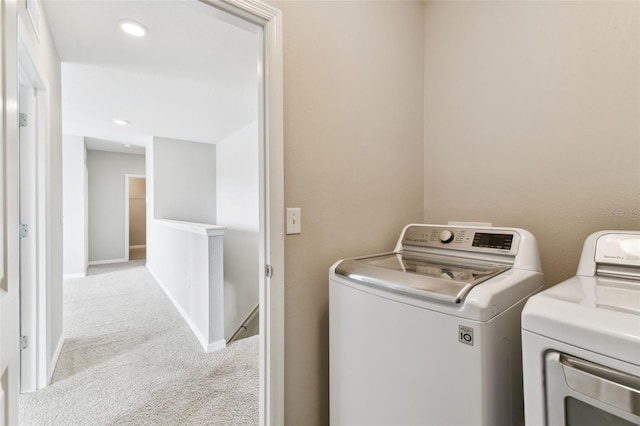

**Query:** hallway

left=19, top=261, right=258, bottom=425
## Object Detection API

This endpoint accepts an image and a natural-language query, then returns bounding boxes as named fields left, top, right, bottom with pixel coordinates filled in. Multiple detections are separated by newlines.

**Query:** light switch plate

left=286, top=208, right=301, bottom=234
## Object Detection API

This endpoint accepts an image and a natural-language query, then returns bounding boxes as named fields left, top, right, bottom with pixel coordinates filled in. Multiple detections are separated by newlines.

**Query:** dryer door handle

left=559, top=353, right=640, bottom=416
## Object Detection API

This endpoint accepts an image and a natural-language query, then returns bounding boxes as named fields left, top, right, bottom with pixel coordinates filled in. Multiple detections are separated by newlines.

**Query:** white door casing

left=201, top=1, right=285, bottom=424
left=18, top=85, right=38, bottom=393
left=18, top=14, right=50, bottom=393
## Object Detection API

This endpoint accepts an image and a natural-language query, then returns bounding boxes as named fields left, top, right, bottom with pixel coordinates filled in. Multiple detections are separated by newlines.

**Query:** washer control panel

left=402, top=225, right=520, bottom=255
left=439, top=230, right=454, bottom=244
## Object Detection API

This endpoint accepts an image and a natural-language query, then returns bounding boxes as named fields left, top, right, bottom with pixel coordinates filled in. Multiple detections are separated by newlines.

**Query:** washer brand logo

left=459, top=326, right=474, bottom=346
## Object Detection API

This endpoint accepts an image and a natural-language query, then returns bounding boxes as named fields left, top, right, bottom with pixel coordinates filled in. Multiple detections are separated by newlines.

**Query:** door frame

left=124, top=174, right=146, bottom=262
left=18, top=85, right=39, bottom=394
left=17, top=15, right=49, bottom=392
left=201, top=1, right=285, bottom=424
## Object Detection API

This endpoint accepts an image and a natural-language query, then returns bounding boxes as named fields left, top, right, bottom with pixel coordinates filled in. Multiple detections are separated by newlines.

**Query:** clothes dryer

left=522, top=231, right=640, bottom=426
left=330, top=224, right=543, bottom=425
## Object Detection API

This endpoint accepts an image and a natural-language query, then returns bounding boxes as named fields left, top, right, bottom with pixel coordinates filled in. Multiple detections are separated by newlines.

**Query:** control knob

left=439, top=230, right=454, bottom=244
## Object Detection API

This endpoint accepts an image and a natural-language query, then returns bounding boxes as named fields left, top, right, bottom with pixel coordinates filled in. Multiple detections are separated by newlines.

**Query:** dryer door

left=544, top=352, right=640, bottom=425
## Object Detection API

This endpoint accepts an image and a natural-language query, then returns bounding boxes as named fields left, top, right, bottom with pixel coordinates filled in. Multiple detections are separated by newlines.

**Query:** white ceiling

left=42, top=0, right=261, bottom=153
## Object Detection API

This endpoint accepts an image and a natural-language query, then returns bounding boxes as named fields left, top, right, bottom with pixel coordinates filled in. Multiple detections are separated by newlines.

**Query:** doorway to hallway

left=125, top=175, right=146, bottom=261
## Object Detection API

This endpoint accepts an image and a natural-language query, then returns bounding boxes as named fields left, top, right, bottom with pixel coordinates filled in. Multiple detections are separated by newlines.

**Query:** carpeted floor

left=19, top=261, right=259, bottom=425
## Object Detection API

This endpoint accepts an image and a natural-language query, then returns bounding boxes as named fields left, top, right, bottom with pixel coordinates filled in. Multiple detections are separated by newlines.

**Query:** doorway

left=4, top=1, right=284, bottom=424
left=125, top=175, right=146, bottom=261
left=54, top=0, right=286, bottom=421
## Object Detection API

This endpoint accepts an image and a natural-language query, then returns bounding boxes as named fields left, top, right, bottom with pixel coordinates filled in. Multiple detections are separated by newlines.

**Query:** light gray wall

left=62, top=135, right=87, bottom=276
left=216, top=121, right=259, bottom=340
left=267, top=1, right=426, bottom=423
left=153, top=137, right=216, bottom=224
left=146, top=136, right=217, bottom=288
left=87, top=150, right=145, bottom=263
left=422, top=1, right=640, bottom=287
left=146, top=137, right=224, bottom=349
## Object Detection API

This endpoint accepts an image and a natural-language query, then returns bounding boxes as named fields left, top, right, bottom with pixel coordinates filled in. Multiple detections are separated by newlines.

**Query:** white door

left=19, top=85, right=38, bottom=393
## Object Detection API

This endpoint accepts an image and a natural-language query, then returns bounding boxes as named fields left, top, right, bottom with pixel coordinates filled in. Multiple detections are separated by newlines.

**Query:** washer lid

left=522, top=275, right=640, bottom=365
left=334, top=252, right=510, bottom=304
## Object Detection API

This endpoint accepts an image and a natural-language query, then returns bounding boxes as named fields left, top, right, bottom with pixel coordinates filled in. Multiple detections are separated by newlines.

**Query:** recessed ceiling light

left=113, top=119, right=129, bottom=126
left=124, top=144, right=132, bottom=148
left=119, top=20, right=148, bottom=37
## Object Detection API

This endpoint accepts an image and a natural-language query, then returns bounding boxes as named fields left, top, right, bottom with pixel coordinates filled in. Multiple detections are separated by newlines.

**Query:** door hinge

left=20, top=223, right=29, bottom=239
left=19, top=112, right=28, bottom=128
left=20, top=335, right=29, bottom=350
left=265, top=264, right=273, bottom=279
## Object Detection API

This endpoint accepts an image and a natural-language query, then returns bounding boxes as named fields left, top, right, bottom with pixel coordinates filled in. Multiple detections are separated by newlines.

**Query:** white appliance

left=522, top=231, right=640, bottom=426
left=329, top=224, right=543, bottom=425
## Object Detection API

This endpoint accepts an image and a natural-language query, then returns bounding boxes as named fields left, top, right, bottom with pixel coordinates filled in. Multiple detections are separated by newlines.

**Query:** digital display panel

left=472, top=233, right=513, bottom=250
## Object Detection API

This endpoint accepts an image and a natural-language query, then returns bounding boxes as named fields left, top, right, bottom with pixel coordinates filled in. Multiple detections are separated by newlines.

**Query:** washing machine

left=522, top=230, right=640, bottom=426
left=329, top=223, right=543, bottom=425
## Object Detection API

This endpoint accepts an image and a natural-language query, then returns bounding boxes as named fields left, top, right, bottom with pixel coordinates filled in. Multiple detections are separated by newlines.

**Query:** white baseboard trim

left=63, top=272, right=86, bottom=280
left=207, top=339, right=227, bottom=353
left=129, top=244, right=146, bottom=249
left=49, top=334, right=65, bottom=385
left=88, top=258, right=127, bottom=266
left=146, top=265, right=226, bottom=354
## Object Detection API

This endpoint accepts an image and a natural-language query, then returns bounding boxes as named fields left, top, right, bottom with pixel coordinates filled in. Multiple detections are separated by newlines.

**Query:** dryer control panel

left=595, top=233, right=640, bottom=267
left=577, top=231, right=640, bottom=277
left=401, top=225, right=521, bottom=256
